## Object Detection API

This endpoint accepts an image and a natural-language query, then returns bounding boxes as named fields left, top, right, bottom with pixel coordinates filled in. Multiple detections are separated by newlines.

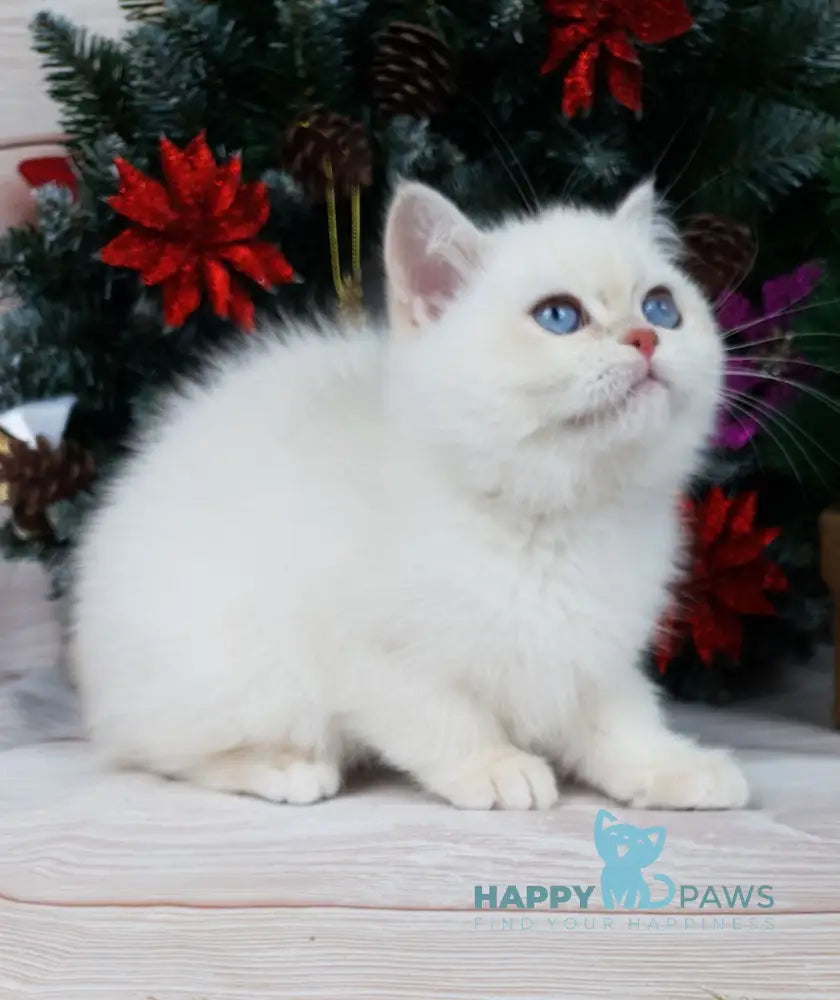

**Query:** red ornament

left=541, top=0, right=694, bottom=117
left=100, top=133, right=295, bottom=330
left=18, top=155, right=77, bottom=197
left=656, top=488, right=789, bottom=672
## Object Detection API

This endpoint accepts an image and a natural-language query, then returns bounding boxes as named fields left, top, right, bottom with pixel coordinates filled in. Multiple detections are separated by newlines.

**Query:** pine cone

left=281, top=107, right=373, bottom=202
left=372, top=22, right=455, bottom=120
left=680, top=214, right=757, bottom=301
left=0, top=434, right=96, bottom=538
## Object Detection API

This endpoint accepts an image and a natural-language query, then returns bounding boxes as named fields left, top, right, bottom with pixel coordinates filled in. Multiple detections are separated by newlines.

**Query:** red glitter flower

left=656, top=488, right=789, bottom=672
left=100, top=133, right=295, bottom=329
left=541, top=0, right=694, bottom=117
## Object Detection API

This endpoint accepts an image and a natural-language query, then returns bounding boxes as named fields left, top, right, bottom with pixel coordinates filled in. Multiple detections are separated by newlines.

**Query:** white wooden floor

left=1, top=654, right=840, bottom=999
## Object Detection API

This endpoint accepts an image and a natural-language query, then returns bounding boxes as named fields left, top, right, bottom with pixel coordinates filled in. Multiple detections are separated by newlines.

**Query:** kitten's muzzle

left=621, top=327, right=659, bottom=361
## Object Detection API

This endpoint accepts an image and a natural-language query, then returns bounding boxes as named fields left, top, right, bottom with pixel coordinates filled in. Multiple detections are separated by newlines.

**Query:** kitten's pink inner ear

left=392, top=226, right=460, bottom=323
left=385, top=183, right=484, bottom=330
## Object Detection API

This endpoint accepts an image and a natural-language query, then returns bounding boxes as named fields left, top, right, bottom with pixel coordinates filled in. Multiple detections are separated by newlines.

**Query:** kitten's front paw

left=428, top=748, right=559, bottom=810
left=612, top=745, right=749, bottom=810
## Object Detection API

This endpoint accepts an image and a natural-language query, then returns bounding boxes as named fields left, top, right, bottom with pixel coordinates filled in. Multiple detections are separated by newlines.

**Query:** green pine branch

left=214, top=0, right=279, bottom=40
left=118, top=0, right=164, bottom=21
left=31, top=12, right=137, bottom=145
left=124, top=1, right=280, bottom=151
left=272, top=0, right=367, bottom=113
left=744, top=103, right=839, bottom=203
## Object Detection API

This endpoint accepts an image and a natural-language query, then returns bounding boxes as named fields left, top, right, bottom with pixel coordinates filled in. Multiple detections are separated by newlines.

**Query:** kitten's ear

left=645, top=826, right=666, bottom=852
left=615, top=179, right=658, bottom=229
left=615, top=179, right=677, bottom=254
left=384, top=182, right=487, bottom=332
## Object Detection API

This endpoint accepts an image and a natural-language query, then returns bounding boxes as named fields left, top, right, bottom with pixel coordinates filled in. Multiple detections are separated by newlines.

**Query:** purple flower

left=713, top=263, right=823, bottom=450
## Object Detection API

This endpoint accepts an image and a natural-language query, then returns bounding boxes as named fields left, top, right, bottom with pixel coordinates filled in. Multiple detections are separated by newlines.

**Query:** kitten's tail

left=649, top=874, right=676, bottom=909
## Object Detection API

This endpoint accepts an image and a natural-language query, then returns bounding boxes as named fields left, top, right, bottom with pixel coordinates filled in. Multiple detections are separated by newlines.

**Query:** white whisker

left=720, top=391, right=809, bottom=490
left=720, top=296, right=840, bottom=341
left=722, top=387, right=838, bottom=485
left=741, top=370, right=840, bottom=417
left=723, top=330, right=840, bottom=352
left=725, top=356, right=840, bottom=377
left=462, top=94, right=541, bottom=214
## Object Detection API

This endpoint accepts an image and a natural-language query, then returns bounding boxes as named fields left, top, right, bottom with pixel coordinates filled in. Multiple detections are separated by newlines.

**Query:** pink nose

left=622, top=327, right=659, bottom=360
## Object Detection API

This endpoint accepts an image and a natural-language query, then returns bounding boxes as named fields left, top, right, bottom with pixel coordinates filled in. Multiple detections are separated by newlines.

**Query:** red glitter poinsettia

left=656, top=488, right=789, bottom=672
left=100, top=133, right=295, bottom=329
left=541, top=0, right=694, bottom=117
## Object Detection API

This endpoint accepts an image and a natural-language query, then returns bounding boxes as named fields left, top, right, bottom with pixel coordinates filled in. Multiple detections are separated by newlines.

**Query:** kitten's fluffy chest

left=383, top=488, right=677, bottom=729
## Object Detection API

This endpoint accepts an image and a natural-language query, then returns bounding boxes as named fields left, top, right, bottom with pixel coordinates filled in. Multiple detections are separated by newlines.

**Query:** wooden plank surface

left=1, top=736, right=840, bottom=914
left=3, top=685, right=839, bottom=997
left=1, top=904, right=838, bottom=1000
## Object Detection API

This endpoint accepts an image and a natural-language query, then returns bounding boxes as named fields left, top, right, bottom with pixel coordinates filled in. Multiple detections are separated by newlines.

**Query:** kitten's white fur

left=71, top=181, right=749, bottom=810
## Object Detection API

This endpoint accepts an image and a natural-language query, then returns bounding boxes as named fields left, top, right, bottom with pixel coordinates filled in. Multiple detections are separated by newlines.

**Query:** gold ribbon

left=292, top=117, right=365, bottom=317
left=323, top=156, right=364, bottom=318
left=0, top=429, right=15, bottom=505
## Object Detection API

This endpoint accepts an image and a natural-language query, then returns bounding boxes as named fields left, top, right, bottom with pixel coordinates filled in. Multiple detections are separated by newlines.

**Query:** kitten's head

left=383, top=181, right=722, bottom=508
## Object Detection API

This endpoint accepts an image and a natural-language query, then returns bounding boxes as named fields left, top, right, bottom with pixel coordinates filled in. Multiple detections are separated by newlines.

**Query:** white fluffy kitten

left=72, top=181, right=749, bottom=811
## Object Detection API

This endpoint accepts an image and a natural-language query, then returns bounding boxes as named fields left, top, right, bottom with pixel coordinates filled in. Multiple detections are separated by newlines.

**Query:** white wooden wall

left=0, top=0, right=124, bottom=229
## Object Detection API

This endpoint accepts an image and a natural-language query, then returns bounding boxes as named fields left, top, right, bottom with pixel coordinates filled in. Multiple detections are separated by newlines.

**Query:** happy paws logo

left=473, top=808, right=775, bottom=931
left=594, top=808, right=675, bottom=909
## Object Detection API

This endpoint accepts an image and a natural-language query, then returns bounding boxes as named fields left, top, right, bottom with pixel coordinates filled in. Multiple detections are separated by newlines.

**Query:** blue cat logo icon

left=594, top=808, right=676, bottom=910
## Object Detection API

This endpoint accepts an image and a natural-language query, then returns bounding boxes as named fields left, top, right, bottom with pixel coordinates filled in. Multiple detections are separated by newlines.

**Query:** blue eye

left=642, top=288, right=681, bottom=329
left=532, top=297, right=584, bottom=335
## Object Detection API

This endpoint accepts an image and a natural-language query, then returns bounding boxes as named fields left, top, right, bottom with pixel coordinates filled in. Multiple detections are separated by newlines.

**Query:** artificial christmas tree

left=1, top=0, right=839, bottom=703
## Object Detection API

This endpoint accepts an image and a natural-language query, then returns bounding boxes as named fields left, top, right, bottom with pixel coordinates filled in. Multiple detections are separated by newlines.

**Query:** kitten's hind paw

left=427, top=747, right=559, bottom=810
left=184, top=749, right=341, bottom=804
